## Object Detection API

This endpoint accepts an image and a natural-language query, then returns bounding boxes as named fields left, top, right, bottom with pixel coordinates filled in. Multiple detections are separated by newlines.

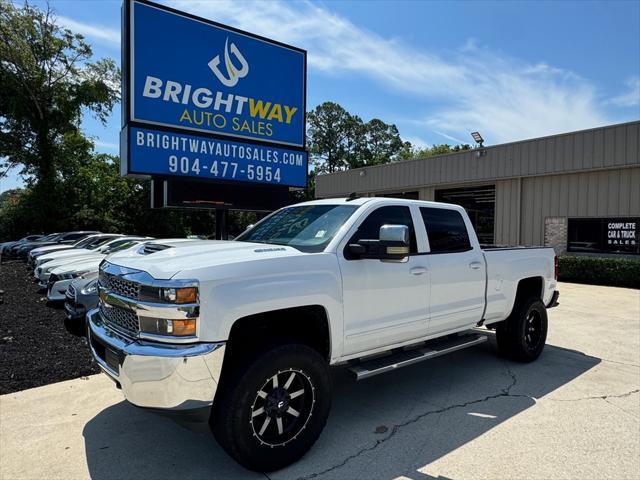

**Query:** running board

left=348, top=333, right=488, bottom=380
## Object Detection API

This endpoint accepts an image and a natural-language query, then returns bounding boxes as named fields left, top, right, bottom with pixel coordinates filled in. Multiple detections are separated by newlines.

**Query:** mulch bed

left=0, top=260, right=99, bottom=394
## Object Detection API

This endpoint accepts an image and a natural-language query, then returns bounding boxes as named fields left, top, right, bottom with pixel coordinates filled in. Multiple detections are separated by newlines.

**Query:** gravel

left=0, top=260, right=99, bottom=394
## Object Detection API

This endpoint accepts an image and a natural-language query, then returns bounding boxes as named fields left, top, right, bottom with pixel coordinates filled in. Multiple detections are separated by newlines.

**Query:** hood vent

left=140, top=243, right=173, bottom=255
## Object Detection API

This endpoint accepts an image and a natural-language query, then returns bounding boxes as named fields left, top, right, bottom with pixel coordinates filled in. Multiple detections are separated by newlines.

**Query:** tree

left=307, top=102, right=355, bottom=173
left=401, top=143, right=472, bottom=160
left=358, top=119, right=407, bottom=167
left=307, top=102, right=410, bottom=173
left=0, top=0, right=119, bottom=232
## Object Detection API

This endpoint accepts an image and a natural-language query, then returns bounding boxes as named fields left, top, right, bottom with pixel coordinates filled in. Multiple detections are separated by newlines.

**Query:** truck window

left=420, top=207, right=472, bottom=253
left=236, top=204, right=359, bottom=253
left=349, top=206, right=417, bottom=253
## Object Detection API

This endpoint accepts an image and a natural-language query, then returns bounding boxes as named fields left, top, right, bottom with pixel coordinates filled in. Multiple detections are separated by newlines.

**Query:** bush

left=558, top=255, right=640, bottom=289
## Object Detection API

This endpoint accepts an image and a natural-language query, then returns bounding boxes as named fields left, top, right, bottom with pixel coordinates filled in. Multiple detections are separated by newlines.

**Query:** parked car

left=35, top=236, right=150, bottom=285
left=31, top=234, right=123, bottom=268
left=46, top=239, right=149, bottom=301
left=4, top=233, right=60, bottom=258
left=27, top=233, right=114, bottom=264
left=15, top=231, right=98, bottom=258
left=85, top=197, right=559, bottom=471
left=0, top=235, right=43, bottom=258
left=64, top=273, right=99, bottom=336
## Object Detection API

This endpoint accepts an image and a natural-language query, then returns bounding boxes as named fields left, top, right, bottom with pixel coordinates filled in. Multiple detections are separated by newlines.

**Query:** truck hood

left=106, top=240, right=305, bottom=279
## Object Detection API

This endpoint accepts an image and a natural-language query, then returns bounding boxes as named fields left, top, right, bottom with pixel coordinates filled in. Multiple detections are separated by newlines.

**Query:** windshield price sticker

left=127, top=126, right=308, bottom=187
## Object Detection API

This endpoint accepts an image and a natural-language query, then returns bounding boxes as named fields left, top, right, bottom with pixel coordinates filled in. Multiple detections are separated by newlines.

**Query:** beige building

left=315, top=121, right=640, bottom=257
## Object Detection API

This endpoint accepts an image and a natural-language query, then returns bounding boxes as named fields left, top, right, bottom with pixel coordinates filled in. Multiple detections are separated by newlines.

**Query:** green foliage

left=307, top=102, right=470, bottom=175
left=0, top=0, right=119, bottom=232
left=307, top=102, right=410, bottom=173
left=558, top=255, right=640, bottom=289
left=400, top=143, right=471, bottom=160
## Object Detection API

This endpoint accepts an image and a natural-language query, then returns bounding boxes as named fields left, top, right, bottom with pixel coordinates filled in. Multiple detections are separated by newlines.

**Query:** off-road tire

left=496, top=296, right=548, bottom=362
left=211, top=343, right=332, bottom=471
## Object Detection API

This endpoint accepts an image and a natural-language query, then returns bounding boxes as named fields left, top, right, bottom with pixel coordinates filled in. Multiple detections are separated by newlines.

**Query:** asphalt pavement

left=1, top=282, right=639, bottom=480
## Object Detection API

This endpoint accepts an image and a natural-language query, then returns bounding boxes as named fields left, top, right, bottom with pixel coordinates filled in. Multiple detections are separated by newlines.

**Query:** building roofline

left=317, top=119, right=640, bottom=178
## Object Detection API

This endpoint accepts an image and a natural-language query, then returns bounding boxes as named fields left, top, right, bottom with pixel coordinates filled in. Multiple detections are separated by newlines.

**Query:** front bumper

left=87, top=308, right=225, bottom=411
left=48, top=279, right=73, bottom=301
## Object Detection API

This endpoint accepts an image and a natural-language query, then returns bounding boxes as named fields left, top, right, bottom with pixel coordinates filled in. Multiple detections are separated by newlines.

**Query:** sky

left=1, top=0, right=639, bottom=193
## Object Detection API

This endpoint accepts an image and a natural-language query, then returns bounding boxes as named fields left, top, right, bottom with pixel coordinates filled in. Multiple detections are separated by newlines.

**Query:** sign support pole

left=215, top=209, right=228, bottom=240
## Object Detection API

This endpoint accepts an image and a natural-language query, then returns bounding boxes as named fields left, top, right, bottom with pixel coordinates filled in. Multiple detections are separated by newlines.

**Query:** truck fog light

left=161, top=287, right=197, bottom=303
left=139, top=317, right=197, bottom=336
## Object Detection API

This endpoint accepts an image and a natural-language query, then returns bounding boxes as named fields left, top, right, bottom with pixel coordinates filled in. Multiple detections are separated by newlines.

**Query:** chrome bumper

left=87, top=308, right=226, bottom=411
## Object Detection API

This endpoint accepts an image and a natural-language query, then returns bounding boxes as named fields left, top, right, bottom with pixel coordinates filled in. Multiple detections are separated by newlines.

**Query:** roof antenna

left=346, top=192, right=358, bottom=202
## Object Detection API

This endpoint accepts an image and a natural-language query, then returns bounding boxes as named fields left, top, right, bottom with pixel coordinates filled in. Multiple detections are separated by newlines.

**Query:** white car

left=28, top=234, right=120, bottom=265
left=33, top=236, right=150, bottom=284
left=33, top=235, right=130, bottom=270
left=88, top=197, right=559, bottom=471
left=46, top=240, right=150, bottom=301
left=36, top=237, right=150, bottom=286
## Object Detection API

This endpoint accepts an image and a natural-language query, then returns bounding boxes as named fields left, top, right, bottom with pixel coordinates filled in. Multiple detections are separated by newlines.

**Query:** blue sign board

left=126, top=126, right=308, bottom=187
left=128, top=0, right=305, bottom=147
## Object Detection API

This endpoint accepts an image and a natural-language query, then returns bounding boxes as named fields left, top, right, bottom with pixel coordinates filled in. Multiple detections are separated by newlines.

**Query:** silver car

left=64, top=273, right=99, bottom=336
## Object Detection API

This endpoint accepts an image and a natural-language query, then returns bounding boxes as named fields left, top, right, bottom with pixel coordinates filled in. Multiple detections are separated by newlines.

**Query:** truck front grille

left=99, top=272, right=141, bottom=300
left=99, top=303, right=139, bottom=335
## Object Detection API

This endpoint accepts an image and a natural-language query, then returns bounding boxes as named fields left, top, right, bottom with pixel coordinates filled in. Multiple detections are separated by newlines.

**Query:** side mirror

left=346, top=224, right=410, bottom=260
left=378, top=224, right=410, bottom=258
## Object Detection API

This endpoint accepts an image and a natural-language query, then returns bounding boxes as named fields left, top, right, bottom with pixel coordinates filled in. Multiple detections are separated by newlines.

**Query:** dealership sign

left=121, top=0, right=307, bottom=187
left=127, top=126, right=307, bottom=187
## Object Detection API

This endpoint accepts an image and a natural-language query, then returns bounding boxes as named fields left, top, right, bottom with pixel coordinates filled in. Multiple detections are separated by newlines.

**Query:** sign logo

left=208, top=38, right=249, bottom=87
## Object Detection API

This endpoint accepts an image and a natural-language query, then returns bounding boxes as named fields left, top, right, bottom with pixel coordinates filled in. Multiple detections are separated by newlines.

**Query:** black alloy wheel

left=211, top=343, right=332, bottom=472
left=250, top=368, right=315, bottom=447
left=496, top=296, right=548, bottom=362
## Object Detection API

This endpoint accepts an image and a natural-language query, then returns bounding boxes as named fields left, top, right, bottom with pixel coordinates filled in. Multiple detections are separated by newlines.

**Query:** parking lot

left=1, top=280, right=638, bottom=480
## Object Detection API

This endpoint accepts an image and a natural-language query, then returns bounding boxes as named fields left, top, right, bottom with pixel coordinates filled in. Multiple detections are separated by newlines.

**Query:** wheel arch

left=223, top=305, right=333, bottom=368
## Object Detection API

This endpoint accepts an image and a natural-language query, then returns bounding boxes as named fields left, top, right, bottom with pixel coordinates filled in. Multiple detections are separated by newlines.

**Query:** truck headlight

left=139, top=317, right=197, bottom=336
left=161, top=287, right=197, bottom=303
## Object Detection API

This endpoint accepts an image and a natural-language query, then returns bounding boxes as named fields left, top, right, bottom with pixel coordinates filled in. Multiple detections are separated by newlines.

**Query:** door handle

left=410, top=266, right=427, bottom=275
left=469, top=261, right=482, bottom=270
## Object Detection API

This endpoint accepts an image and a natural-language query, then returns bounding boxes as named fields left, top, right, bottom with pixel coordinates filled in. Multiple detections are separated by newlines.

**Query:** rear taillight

left=554, top=255, right=559, bottom=280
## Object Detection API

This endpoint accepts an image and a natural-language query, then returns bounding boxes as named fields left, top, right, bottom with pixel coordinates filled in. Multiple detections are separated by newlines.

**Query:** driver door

left=338, top=205, right=429, bottom=356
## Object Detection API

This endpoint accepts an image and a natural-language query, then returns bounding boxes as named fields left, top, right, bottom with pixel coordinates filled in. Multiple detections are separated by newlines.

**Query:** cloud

left=607, top=77, right=640, bottom=107
left=93, top=140, right=119, bottom=150
left=57, top=1, right=618, bottom=145
left=56, top=15, right=120, bottom=46
left=404, top=136, right=431, bottom=150
left=168, top=0, right=611, bottom=144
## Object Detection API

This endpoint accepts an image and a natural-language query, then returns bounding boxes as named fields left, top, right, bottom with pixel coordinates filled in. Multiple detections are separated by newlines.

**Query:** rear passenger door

left=420, top=207, right=486, bottom=334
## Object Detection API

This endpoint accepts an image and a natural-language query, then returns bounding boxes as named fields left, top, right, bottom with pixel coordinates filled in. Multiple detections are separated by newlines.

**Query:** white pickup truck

left=86, top=197, right=558, bottom=471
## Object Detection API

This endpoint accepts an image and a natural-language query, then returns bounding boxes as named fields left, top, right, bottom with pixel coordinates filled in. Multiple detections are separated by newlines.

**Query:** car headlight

left=160, top=287, right=198, bottom=304
left=80, top=280, right=98, bottom=295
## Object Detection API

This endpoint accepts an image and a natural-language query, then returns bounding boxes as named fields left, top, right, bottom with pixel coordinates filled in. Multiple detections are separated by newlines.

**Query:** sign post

left=121, top=0, right=308, bottom=235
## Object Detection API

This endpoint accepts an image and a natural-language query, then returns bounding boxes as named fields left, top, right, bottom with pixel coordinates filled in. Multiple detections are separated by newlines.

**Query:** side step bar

left=348, top=333, right=488, bottom=380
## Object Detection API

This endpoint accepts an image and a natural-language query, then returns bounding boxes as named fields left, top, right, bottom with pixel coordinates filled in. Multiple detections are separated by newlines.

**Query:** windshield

left=73, top=236, right=98, bottom=248
left=40, top=234, right=60, bottom=241
left=98, top=238, right=143, bottom=252
left=103, top=240, right=139, bottom=254
left=87, top=236, right=118, bottom=250
left=236, top=204, right=359, bottom=253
